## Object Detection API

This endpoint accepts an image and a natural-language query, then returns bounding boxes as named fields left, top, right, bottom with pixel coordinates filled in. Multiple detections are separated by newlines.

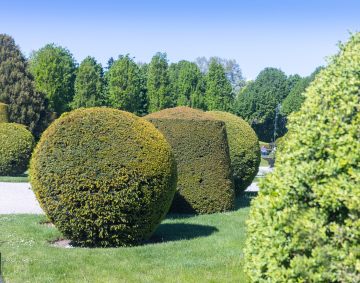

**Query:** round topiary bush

left=245, top=32, right=360, bottom=281
left=0, top=123, right=35, bottom=176
left=145, top=106, right=235, bottom=214
left=0, top=103, right=9, bottom=123
left=30, top=107, right=177, bottom=247
left=208, top=111, right=260, bottom=196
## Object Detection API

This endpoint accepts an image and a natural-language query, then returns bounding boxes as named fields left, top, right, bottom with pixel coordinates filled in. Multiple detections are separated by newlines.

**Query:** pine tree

left=0, top=34, right=52, bottom=140
left=30, top=43, right=77, bottom=114
left=205, top=61, right=234, bottom=112
left=147, top=52, right=171, bottom=113
left=108, top=55, right=140, bottom=113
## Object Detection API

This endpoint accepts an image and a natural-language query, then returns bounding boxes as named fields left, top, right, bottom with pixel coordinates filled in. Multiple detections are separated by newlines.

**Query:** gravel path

left=0, top=182, right=44, bottom=214
left=0, top=167, right=273, bottom=214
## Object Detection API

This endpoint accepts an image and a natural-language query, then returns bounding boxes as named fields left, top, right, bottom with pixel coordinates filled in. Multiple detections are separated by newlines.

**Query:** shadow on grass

left=146, top=223, right=218, bottom=245
left=236, top=192, right=258, bottom=210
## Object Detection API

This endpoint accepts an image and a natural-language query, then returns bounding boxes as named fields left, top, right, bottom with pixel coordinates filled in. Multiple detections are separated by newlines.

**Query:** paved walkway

left=0, top=182, right=44, bottom=214
left=0, top=167, right=273, bottom=214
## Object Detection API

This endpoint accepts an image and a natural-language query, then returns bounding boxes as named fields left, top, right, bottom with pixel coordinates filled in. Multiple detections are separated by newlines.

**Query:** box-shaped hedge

left=208, top=111, right=260, bottom=196
left=145, top=106, right=235, bottom=214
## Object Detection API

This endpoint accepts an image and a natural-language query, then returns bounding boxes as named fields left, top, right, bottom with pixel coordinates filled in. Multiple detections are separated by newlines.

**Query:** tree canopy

left=205, top=60, right=234, bottom=112
left=234, top=67, right=289, bottom=142
left=108, top=54, right=140, bottom=113
left=30, top=43, right=77, bottom=114
left=147, top=52, right=171, bottom=113
left=0, top=34, right=51, bottom=139
left=71, top=56, right=103, bottom=109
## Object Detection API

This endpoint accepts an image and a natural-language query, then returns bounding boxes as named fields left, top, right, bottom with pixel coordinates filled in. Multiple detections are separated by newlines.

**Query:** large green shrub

left=0, top=103, right=9, bottom=123
left=30, top=107, right=177, bottom=247
left=145, top=106, right=235, bottom=214
left=208, top=111, right=260, bottom=196
left=245, top=32, right=360, bottom=281
left=0, top=123, right=35, bottom=175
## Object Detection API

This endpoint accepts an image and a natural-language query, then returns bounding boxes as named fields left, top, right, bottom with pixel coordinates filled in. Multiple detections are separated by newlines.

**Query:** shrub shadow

left=145, top=223, right=218, bottom=245
left=236, top=192, right=258, bottom=209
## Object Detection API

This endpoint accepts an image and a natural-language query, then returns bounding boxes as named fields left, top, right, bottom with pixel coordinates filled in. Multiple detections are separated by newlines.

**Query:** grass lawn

left=0, top=171, right=29, bottom=183
left=0, top=193, right=256, bottom=282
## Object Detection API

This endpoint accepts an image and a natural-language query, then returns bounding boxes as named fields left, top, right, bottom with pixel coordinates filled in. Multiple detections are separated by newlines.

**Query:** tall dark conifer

left=0, top=34, right=52, bottom=140
left=147, top=52, right=171, bottom=113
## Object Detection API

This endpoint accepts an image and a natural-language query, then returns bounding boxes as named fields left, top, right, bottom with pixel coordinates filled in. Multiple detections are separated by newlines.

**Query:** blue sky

left=2, top=0, right=359, bottom=79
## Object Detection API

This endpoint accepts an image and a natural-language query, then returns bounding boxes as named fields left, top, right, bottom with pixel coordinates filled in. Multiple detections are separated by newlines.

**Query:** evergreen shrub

left=0, top=123, right=35, bottom=175
left=245, top=32, right=360, bottom=282
left=0, top=103, right=8, bottom=123
left=145, top=106, right=235, bottom=214
left=30, top=107, right=177, bottom=247
left=208, top=111, right=260, bottom=196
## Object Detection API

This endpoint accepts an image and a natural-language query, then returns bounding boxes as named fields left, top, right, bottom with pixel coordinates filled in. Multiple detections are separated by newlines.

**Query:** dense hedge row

left=145, top=106, right=235, bottom=214
left=0, top=103, right=8, bottom=123
left=0, top=123, right=35, bottom=175
left=208, top=111, right=260, bottom=196
left=30, top=107, right=177, bottom=247
left=245, top=32, right=360, bottom=281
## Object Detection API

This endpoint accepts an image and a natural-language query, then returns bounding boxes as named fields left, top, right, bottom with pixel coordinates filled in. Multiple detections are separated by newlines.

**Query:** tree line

left=0, top=34, right=323, bottom=141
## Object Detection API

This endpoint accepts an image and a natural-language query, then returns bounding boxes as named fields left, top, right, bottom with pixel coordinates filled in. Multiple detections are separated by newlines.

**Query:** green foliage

left=234, top=67, right=289, bottom=142
left=0, top=123, right=35, bottom=176
left=208, top=111, right=260, bottom=196
left=137, top=63, right=150, bottom=116
left=30, top=107, right=177, bottom=247
left=0, top=103, right=9, bottom=123
left=147, top=52, right=171, bottom=113
left=145, top=106, right=235, bottom=214
left=245, top=32, right=360, bottom=282
left=108, top=55, right=140, bottom=113
left=0, top=34, right=52, bottom=140
left=30, top=43, right=77, bottom=114
left=281, top=66, right=325, bottom=117
left=177, top=61, right=207, bottom=110
left=205, top=61, right=234, bottom=112
left=71, top=56, right=103, bottom=109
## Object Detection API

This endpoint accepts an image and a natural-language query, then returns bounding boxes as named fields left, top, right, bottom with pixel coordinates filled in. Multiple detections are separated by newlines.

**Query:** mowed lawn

left=0, top=193, right=256, bottom=282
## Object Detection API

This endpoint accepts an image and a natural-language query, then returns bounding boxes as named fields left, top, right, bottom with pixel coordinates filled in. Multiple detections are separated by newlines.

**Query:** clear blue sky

left=2, top=0, right=359, bottom=79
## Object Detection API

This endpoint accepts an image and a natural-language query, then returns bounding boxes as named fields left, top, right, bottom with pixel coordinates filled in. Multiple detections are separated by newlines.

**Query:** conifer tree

left=108, top=55, right=140, bottom=113
left=0, top=34, right=51, bottom=140
left=147, top=52, right=171, bottom=113
left=177, top=61, right=206, bottom=109
left=71, top=56, right=103, bottom=109
left=205, top=61, right=234, bottom=112
left=137, top=63, right=149, bottom=116
left=30, top=43, right=77, bottom=114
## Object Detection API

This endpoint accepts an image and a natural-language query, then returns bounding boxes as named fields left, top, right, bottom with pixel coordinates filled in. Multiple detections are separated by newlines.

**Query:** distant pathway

left=0, top=166, right=273, bottom=214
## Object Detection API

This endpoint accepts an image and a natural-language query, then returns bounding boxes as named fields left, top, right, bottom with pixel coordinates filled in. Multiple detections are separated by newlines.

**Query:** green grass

left=0, top=171, right=29, bottom=182
left=0, top=193, right=257, bottom=282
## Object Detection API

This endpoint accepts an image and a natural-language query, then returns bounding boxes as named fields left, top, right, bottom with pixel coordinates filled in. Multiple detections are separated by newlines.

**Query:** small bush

left=208, top=111, right=260, bottom=196
left=0, top=123, right=35, bottom=175
left=145, top=106, right=235, bottom=214
left=0, top=103, right=9, bottom=123
left=30, top=107, right=177, bottom=247
left=245, top=32, right=360, bottom=282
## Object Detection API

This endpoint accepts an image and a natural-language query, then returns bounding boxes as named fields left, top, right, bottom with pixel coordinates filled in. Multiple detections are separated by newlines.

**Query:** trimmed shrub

left=30, top=107, right=177, bottom=247
left=0, top=123, right=35, bottom=175
left=245, top=32, right=360, bottom=281
left=0, top=103, right=9, bottom=123
left=208, top=111, right=260, bottom=196
left=144, top=106, right=235, bottom=214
